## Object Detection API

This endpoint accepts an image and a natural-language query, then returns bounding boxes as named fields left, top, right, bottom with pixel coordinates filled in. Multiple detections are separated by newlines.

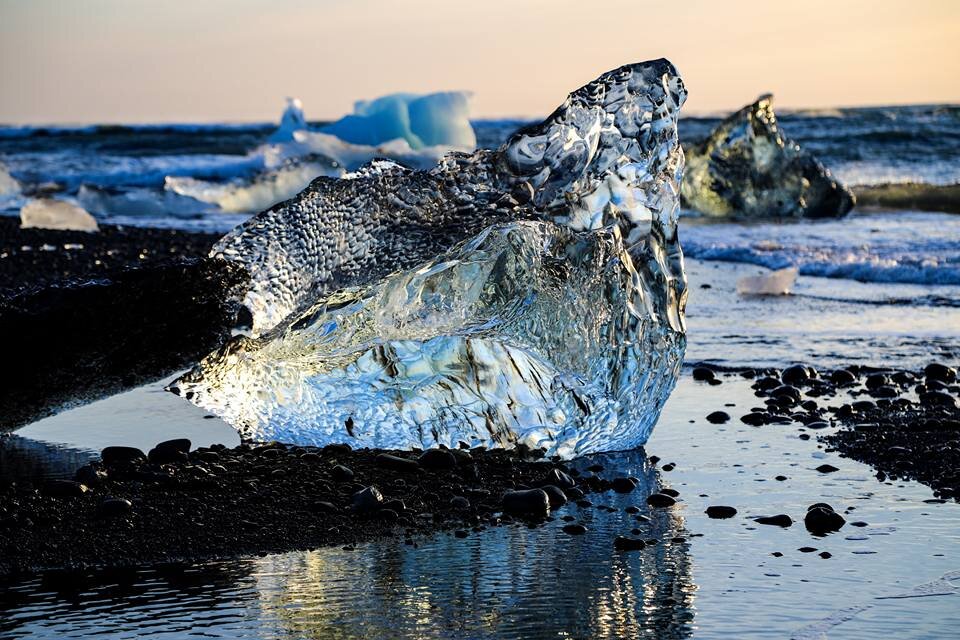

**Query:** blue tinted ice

left=173, top=59, right=688, bottom=457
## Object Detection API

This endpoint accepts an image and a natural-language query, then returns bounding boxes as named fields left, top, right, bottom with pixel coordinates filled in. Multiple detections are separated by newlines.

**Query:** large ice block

left=173, top=59, right=688, bottom=457
left=682, top=94, right=855, bottom=218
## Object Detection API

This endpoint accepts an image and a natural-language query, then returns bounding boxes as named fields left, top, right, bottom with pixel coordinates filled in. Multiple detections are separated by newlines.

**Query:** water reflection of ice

left=252, top=451, right=694, bottom=640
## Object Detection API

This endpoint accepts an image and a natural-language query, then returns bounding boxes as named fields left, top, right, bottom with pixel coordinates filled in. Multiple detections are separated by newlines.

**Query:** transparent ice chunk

left=682, top=94, right=855, bottom=218
left=173, top=59, right=689, bottom=457
left=175, top=221, right=684, bottom=456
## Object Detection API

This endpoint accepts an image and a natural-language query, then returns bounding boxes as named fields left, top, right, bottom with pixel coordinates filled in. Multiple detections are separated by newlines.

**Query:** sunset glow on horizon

left=1, top=0, right=958, bottom=125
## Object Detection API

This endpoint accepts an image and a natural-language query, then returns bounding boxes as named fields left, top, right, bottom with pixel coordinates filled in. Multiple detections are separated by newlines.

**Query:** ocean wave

left=831, top=163, right=960, bottom=188
left=77, top=184, right=215, bottom=218
left=1, top=152, right=265, bottom=190
left=0, top=122, right=272, bottom=139
left=164, top=155, right=341, bottom=213
left=683, top=212, right=960, bottom=285
left=853, top=182, right=960, bottom=213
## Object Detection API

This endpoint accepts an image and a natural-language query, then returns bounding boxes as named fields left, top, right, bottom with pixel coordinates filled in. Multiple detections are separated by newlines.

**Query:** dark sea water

left=3, top=104, right=960, bottom=212
left=2, top=106, right=960, bottom=638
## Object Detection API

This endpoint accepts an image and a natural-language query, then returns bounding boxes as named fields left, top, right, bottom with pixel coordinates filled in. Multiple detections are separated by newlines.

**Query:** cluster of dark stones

left=694, top=361, right=959, bottom=500
left=748, top=503, right=849, bottom=535
left=0, top=440, right=675, bottom=575
left=822, top=364, right=959, bottom=501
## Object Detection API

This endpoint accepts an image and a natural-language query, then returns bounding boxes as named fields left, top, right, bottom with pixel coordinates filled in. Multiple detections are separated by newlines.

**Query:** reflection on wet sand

left=0, top=449, right=696, bottom=639
left=256, top=451, right=695, bottom=639
left=0, top=434, right=96, bottom=484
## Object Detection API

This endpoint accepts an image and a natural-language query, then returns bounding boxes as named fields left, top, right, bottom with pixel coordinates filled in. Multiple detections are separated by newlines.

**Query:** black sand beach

left=0, top=219, right=246, bottom=429
left=2, top=358, right=957, bottom=577
left=0, top=441, right=646, bottom=576
left=0, top=217, right=219, bottom=298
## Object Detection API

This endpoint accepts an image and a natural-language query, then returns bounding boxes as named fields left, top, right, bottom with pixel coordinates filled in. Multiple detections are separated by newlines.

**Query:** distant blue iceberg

left=271, top=91, right=477, bottom=171
left=320, top=92, right=475, bottom=150
left=163, top=92, right=477, bottom=213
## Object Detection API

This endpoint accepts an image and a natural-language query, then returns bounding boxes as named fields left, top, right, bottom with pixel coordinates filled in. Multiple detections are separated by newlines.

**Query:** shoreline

left=0, top=218, right=247, bottom=430
left=0, top=442, right=637, bottom=577
left=0, top=219, right=956, bottom=580
left=0, top=216, right=220, bottom=299
left=1, top=363, right=956, bottom=578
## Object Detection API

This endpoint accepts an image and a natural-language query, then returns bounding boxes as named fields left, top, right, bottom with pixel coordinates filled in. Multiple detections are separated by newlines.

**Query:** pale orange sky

left=0, top=0, right=958, bottom=125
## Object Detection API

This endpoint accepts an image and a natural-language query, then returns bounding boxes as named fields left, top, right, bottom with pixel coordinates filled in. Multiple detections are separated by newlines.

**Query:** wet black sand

left=823, top=366, right=960, bottom=500
left=711, top=362, right=960, bottom=500
left=0, top=218, right=246, bottom=429
left=0, top=216, right=219, bottom=298
left=0, top=442, right=642, bottom=576
left=3, top=361, right=956, bottom=577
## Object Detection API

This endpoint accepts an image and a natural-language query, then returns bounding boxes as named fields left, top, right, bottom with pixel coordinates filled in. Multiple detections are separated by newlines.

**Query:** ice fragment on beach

left=682, top=94, right=855, bottom=218
left=175, top=59, right=688, bottom=458
left=20, top=198, right=98, bottom=232
left=736, top=267, right=798, bottom=296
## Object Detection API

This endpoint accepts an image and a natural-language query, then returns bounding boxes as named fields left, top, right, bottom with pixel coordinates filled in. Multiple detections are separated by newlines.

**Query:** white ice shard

left=164, top=156, right=341, bottom=213
left=174, top=60, right=688, bottom=457
left=20, top=198, right=99, bottom=232
left=268, top=97, right=308, bottom=143
left=736, top=267, right=798, bottom=295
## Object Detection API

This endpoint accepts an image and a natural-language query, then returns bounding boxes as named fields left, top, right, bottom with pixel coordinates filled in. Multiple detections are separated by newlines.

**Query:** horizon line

left=1, top=99, right=958, bottom=130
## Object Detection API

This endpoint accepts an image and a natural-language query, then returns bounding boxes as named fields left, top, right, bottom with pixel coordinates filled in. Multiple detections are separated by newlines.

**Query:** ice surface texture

left=174, top=59, right=688, bottom=457
left=682, top=94, right=855, bottom=218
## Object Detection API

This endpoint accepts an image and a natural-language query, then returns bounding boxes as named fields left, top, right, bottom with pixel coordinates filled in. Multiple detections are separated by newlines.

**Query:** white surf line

left=789, top=569, right=960, bottom=639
